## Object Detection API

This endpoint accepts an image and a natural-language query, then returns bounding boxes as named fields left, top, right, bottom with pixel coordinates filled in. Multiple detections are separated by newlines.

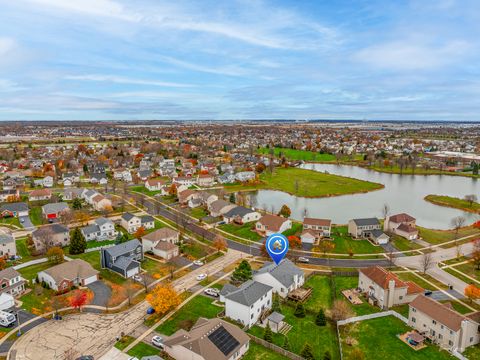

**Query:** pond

left=247, top=164, right=480, bottom=229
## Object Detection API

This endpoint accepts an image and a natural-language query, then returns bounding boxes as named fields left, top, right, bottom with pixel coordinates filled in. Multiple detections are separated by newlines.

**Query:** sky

left=1, top=0, right=480, bottom=121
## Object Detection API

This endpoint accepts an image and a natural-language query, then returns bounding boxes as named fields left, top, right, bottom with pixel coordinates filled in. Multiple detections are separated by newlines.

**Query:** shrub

left=294, top=302, right=306, bottom=318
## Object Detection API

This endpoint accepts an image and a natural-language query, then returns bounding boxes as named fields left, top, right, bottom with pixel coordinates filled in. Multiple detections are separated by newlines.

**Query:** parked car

left=133, top=274, right=143, bottom=282
left=297, top=257, right=309, bottom=263
left=193, top=260, right=204, bottom=266
left=424, top=290, right=433, bottom=296
left=196, top=273, right=207, bottom=281
left=152, top=335, right=164, bottom=349
left=146, top=307, right=155, bottom=315
left=204, top=288, right=219, bottom=297
left=76, top=356, right=94, bottom=360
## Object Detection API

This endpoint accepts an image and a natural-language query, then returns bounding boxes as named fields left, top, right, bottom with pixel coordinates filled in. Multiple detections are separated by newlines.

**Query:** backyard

left=316, top=226, right=384, bottom=255
left=219, top=222, right=263, bottom=241
left=340, top=316, right=455, bottom=360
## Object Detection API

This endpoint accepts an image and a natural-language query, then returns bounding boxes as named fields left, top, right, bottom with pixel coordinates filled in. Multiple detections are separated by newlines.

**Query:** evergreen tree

left=323, top=351, right=332, bottom=360
left=316, top=308, right=326, bottom=326
left=229, top=193, right=236, bottom=204
left=72, top=198, right=82, bottom=210
left=272, top=293, right=281, bottom=312
left=282, top=336, right=291, bottom=351
left=231, top=260, right=252, bottom=284
left=300, top=343, right=315, bottom=360
left=294, top=302, right=306, bottom=318
left=263, top=323, right=273, bottom=342
left=69, top=227, right=86, bottom=255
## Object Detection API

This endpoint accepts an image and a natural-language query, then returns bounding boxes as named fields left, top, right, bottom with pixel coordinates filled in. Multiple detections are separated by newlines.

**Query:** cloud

left=0, top=37, right=16, bottom=56
left=64, top=74, right=194, bottom=88
left=354, top=39, right=471, bottom=70
left=157, top=55, right=250, bottom=77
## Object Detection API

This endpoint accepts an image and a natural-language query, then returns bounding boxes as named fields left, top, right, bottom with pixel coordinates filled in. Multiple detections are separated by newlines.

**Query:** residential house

left=29, top=188, right=52, bottom=201
left=100, top=239, right=143, bottom=278
left=0, top=189, right=19, bottom=202
left=221, top=280, right=273, bottom=328
left=62, top=173, right=80, bottom=186
left=90, top=173, right=108, bottom=185
left=81, top=217, right=118, bottom=242
left=163, top=318, right=250, bottom=360
left=0, top=234, right=16, bottom=258
left=177, top=189, right=198, bottom=205
left=253, top=259, right=304, bottom=298
left=197, top=174, right=215, bottom=187
left=0, top=202, right=29, bottom=217
left=62, top=188, right=84, bottom=201
left=197, top=192, right=218, bottom=208
left=301, top=218, right=331, bottom=244
left=145, top=179, right=166, bottom=192
left=138, top=169, right=153, bottom=181
left=208, top=199, right=237, bottom=217
left=255, top=214, right=292, bottom=236
left=113, top=169, right=132, bottom=182
left=35, top=176, right=53, bottom=188
left=37, top=259, right=99, bottom=291
left=408, top=295, right=480, bottom=352
left=32, top=224, right=70, bottom=252
left=0, top=268, right=25, bottom=297
left=42, top=202, right=70, bottom=220
left=358, top=266, right=423, bottom=309
left=121, top=212, right=141, bottom=233
left=223, top=206, right=261, bottom=225
left=348, top=218, right=390, bottom=244
left=217, top=173, right=236, bottom=184
left=91, top=193, right=112, bottom=211
left=173, top=176, right=196, bottom=187
left=140, top=215, right=154, bottom=230
left=384, top=213, right=419, bottom=240
left=235, top=171, right=255, bottom=182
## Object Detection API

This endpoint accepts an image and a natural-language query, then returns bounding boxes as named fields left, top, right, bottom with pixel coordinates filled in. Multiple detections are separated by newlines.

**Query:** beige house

left=409, top=295, right=480, bottom=352
left=142, top=228, right=180, bottom=260
left=358, top=266, right=423, bottom=309
left=256, top=214, right=292, bottom=236
left=37, top=259, right=99, bottom=291
left=164, top=317, right=250, bottom=360
left=384, top=213, right=419, bottom=240
left=301, top=218, right=331, bottom=243
left=32, top=224, right=70, bottom=253
left=0, top=234, right=16, bottom=258
left=0, top=268, right=25, bottom=297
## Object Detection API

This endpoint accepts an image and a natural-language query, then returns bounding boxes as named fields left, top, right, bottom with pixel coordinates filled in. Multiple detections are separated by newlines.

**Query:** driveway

left=19, top=216, right=35, bottom=229
left=170, top=255, right=192, bottom=268
left=430, top=289, right=465, bottom=301
left=87, top=281, right=112, bottom=307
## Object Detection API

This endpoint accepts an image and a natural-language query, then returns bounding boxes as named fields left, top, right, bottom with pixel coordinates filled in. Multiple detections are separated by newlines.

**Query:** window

left=438, top=334, right=443, bottom=339
left=441, top=325, right=444, bottom=329
left=432, top=320, right=437, bottom=325
left=470, top=337, right=474, bottom=343
left=399, top=296, right=403, bottom=300
left=412, top=308, right=416, bottom=312
left=449, top=340, right=453, bottom=346
left=412, top=317, right=416, bottom=323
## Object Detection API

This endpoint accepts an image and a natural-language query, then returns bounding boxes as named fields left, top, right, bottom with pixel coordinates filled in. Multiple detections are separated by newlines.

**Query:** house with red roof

left=384, top=213, right=419, bottom=240
left=358, top=266, right=423, bottom=309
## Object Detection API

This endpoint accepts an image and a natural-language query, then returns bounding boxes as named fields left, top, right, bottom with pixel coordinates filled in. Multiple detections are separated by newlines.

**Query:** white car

left=204, top=288, right=219, bottom=297
left=152, top=335, right=164, bottom=349
left=297, top=257, right=309, bottom=263
left=196, top=273, right=207, bottom=281
left=193, top=260, right=204, bottom=266
left=133, top=274, right=143, bottom=282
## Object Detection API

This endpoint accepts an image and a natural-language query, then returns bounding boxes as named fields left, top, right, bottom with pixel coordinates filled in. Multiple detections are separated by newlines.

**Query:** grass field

left=126, top=342, right=161, bottom=358
left=425, top=194, right=480, bottom=214
left=130, top=185, right=163, bottom=197
left=304, top=275, right=332, bottom=312
left=333, top=276, right=380, bottom=316
left=340, top=316, right=455, bottom=360
left=368, top=164, right=479, bottom=178
left=391, top=235, right=422, bottom=251
left=243, top=342, right=289, bottom=360
left=418, top=226, right=479, bottom=245
left=258, top=147, right=337, bottom=162
left=155, top=295, right=223, bottom=335
left=219, top=222, right=263, bottom=241
left=17, top=261, right=51, bottom=281
left=318, top=226, right=384, bottom=255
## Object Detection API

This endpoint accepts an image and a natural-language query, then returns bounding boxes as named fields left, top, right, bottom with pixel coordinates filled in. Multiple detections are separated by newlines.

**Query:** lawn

left=0, top=216, right=20, bottom=228
left=190, top=207, right=209, bottom=220
left=258, top=147, right=337, bottom=162
left=418, top=226, right=479, bottom=245
left=319, top=226, right=384, bottom=255
left=69, top=250, right=126, bottom=284
left=243, top=342, right=289, bottom=360
left=17, top=261, right=51, bottom=281
left=333, top=276, right=380, bottom=316
left=304, top=275, right=332, bottom=313
left=249, top=303, right=339, bottom=360
left=29, top=207, right=44, bottom=226
left=130, top=185, right=163, bottom=197
left=257, top=167, right=383, bottom=198
left=391, top=235, right=422, bottom=251
left=425, top=195, right=480, bottom=214
left=126, top=342, right=161, bottom=358
left=463, top=344, right=480, bottom=359
left=340, top=316, right=455, bottom=360
left=181, top=242, right=210, bottom=259
left=15, top=237, right=39, bottom=262
left=452, top=261, right=480, bottom=281
left=219, top=222, right=263, bottom=241
left=141, top=258, right=172, bottom=277
left=368, top=164, right=479, bottom=178
left=86, top=239, right=116, bottom=249
left=155, top=295, right=223, bottom=335
left=282, top=222, right=302, bottom=237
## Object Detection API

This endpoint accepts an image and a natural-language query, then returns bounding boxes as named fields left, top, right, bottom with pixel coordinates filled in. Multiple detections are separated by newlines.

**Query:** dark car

left=424, top=290, right=433, bottom=296
left=76, top=356, right=94, bottom=360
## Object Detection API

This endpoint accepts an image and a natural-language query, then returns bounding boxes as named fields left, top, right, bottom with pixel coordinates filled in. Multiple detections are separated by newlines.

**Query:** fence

left=249, top=335, right=305, bottom=360
left=85, top=244, right=115, bottom=253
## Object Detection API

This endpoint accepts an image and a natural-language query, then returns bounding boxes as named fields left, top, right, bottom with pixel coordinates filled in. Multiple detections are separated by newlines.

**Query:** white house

left=145, top=178, right=166, bottom=192
left=223, top=206, right=261, bottom=224
left=235, top=171, right=256, bottom=182
left=221, top=280, right=273, bottom=328
left=142, top=228, right=180, bottom=260
left=253, top=259, right=304, bottom=298
left=173, top=176, right=196, bottom=187
left=37, top=259, right=99, bottom=291
left=121, top=212, right=141, bottom=233
left=255, top=214, right=292, bottom=237
left=81, top=217, right=118, bottom=242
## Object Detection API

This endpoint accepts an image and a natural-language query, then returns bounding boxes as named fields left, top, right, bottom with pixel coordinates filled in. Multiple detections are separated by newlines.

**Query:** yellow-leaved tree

left=146, top=283, right=181, bottom=315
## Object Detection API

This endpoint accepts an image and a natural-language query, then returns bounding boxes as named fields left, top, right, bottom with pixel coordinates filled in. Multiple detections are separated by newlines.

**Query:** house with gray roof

left=0, top=234, right=16, bottom=258
left=100, top=239, right=143, bottom=278
left=0, top=202, right=29, bottom=217
left=348, top=217, right=389, bottom=243
left=42, top=202, right=70, bottom=220
left=222, top=206, right=261, bottom=225
left=32, top=224, right=70, bottom=253
left=208, top=199, right=236, bottom=217
left=81, top=217, right=118, bottom=242
left=222, top=280, right=273, bottom=328
left=0, top=267, right=25, bottom=297
left=37, top=259, right=99, bottom=291
left=253, top=259, right=304, bottom=298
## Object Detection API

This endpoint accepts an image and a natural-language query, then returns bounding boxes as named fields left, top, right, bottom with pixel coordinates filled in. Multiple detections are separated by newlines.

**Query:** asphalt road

left=137, top=193, right=392, bottom=268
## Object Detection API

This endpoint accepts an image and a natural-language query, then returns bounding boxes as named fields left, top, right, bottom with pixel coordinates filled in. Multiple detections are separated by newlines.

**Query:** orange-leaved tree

left=146, top=283, right=181, bottom=315
left=464, top=284, right=480, bottom=303
left=213, top=235, right=228, bottom=253
left=287, top=235, right=302, bottom=249
left=134, top=226, right=146, bottom=239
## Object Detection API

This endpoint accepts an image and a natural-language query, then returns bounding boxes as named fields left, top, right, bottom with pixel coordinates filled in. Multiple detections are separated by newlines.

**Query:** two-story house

left=0, top=234, right=16, bottom=259
left=358, top=266, right=423, bottom=309
left=301, top=217, right=331, bottom=243
left=384, top=213, right=419, bottom=240
left=253, top=259, right=304, bottom=298
left=142, top=228, right=180, bottom=260
left=32, top=224, right=70, bottom=253
left=81, top=217, right=118, bottom=242
left=100, top=239, right=143, bottom=278
left=0, top=268, right=25, bottom=297
left=223, top=206, right=261, bottom=225
left=221, top=280, right=273, bottom=328
left=408, top=295, right=480, bottom=352
left=255, top=214, right=292, bottom=237
left=348, top=217, right=390, bottom=244
left=120, top=212, right=154, bottom=234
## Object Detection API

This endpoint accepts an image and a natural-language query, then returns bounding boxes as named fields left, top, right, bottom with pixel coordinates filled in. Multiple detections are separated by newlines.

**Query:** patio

left=342, top=289, right=363, bottom=305
left=399, top=331, right=427, bottom=351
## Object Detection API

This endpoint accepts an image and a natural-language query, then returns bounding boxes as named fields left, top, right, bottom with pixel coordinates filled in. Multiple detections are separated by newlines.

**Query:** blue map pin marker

left=266, top=233, right=289, bottom=265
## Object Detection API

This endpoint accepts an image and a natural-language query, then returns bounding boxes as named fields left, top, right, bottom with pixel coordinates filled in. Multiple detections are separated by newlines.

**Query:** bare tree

left=464, top=194, right=478, bottom=207
left=33, top=226, right=56, bottom=254
left=382, top=203, right=390, bottom=220
left=58, top=209, right=74, bottom=226
left=420, top=250, right=434, bottom=274
left=386, top=250, right=396, bottom=267
left=125, top=279, right=136, bottom=306
left=331, top=299, right=354, bottom=324
left=451, top=216, right=466, bottom=239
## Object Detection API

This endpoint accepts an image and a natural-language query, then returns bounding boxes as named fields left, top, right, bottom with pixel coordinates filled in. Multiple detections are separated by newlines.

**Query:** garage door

left=83, top=275, right=98, bottom=286
left=126, top=267, right=139, bottom=278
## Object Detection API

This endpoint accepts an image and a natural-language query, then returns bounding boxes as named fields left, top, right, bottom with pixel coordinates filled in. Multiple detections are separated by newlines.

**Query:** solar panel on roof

left=207, top=326, right=239, bottom=356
